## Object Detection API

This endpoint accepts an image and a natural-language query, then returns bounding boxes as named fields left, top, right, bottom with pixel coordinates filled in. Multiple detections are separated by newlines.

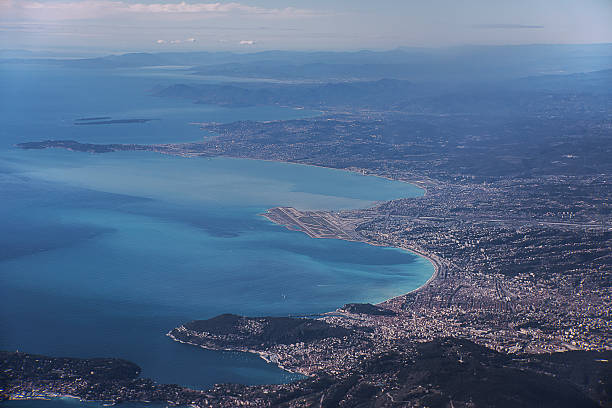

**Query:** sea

left=0, top=63, right=433, bottom=406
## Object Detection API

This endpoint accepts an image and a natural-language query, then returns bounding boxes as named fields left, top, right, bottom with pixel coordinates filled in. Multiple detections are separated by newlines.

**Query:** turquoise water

left=0, top=64, right=432, bottom=404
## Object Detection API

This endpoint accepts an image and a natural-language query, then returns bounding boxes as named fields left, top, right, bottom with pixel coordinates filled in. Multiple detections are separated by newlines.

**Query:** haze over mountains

left=6, top=43, right=609, bottom=114
left=153, top=69, right=612, bottom=114
left=3, top=44, right=612, bottom=82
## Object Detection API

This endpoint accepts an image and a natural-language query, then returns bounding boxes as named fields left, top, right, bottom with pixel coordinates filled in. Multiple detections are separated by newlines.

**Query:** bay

left=0, top=64, right=432, bottom=405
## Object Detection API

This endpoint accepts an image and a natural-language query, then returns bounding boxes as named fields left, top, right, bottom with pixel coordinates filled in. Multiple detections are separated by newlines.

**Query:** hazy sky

left=1, top=0, right=611, bottom=52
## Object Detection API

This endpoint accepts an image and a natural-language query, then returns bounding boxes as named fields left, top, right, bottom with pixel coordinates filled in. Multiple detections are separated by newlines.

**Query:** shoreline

left=202, top=153, right=440, bottom=306
left=159, top=149, right=440, bottom=305
left=165, top=331, right=309, bottom=377
left=192, top=157, right=442, bottom=374
left=259, top=204, right=441, bottom=298
left=14, top=143, right=442, bottom=393
left=162, top=235, right=441, bottom=377
left=5, top=394, right=108, bottom=406
left=348, top=243, right=440, bottom=303
left=403, top=246, right=441, bottom=294
left=212, top=153, right=430, bottom=198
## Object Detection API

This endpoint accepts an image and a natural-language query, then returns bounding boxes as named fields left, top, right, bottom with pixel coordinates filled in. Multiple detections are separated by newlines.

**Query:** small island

left=74, top=117, right=157, bottom=125
left=75, top=117, right=112, bottom=121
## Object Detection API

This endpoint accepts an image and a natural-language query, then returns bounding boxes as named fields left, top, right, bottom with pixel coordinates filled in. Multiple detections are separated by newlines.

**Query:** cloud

left=472, top=24, right=544, bottom=29
left=239, top=40, right=255, bottom=45
left=0, top=1, right=320, bottom=21
left=156, top=37, right=197, bottom=45
left=125, top=2, right=260, bottom=14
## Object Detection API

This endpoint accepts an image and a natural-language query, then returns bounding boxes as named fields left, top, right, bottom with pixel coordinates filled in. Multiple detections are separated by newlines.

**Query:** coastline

left=165, top=166, right=440, bottom=375
left=5, top=394, right=104, bottom=405
left=165, top=331, right=308, bottom=377
left=13, top=143, right=442, bottom=394
left=145, top=152, right=441, bottom=373
left=259, top=204, right=440, bottom=297
left=403, top=247, right=441, bottom=294
left=163, top=234, right=441, bottom=377
left=209, top=153, right=429, bottom=198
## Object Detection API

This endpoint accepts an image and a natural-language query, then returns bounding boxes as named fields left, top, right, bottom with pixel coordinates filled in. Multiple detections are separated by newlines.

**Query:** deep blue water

left=0, top=64, right=432, bottom=406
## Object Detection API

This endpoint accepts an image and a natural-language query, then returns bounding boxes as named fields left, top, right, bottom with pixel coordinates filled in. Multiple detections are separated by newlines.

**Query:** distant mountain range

left=3, top=44, right=612, bottom=82
left=153, top=69, right=612, bottom=115
left=154, top=78, right=421, bottom=108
